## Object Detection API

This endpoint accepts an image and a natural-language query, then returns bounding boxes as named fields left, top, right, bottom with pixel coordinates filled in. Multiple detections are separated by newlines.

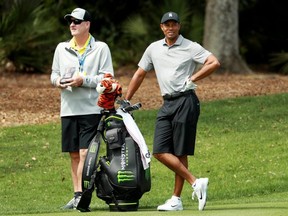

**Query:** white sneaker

left=192, top=178, right=209, bottom=211
left=157, top=196, right=183, bottom=211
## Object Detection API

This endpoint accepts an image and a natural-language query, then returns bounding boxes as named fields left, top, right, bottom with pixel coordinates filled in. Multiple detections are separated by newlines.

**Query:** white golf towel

left=117, top=108, right=151, bottom=170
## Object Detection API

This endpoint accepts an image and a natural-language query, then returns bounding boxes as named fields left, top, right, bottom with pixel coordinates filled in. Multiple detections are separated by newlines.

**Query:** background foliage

left=0, top=0, right=287, bottom=73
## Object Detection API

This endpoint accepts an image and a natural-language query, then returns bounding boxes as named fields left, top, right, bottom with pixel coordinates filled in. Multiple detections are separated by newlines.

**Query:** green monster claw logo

left=89, top=143, right=97, bottom=153
left=117, top=170, right=135, bottom=183
left=83, top=180, right=90, bottom=189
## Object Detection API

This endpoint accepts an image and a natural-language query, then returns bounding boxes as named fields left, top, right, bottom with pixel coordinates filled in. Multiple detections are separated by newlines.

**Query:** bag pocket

left=106, top=128, right=123, bottom=149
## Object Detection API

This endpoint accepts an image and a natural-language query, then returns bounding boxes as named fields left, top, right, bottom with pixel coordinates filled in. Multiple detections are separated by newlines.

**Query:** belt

left=163, top=90, right=194, bottom=100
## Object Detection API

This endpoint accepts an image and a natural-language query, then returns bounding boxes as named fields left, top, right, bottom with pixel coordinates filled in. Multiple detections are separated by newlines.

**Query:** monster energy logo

left=117, top=170, right=134, bottom=183
left=89, top=143, right=97, bottom=153
left=83, top=180, right=89, bottom=189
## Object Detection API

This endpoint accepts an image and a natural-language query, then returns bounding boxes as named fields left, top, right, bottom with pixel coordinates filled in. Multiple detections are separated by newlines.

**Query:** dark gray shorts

left=153, top=91, right=200, bottom=156
left=61, top=114, right=102, bottom=152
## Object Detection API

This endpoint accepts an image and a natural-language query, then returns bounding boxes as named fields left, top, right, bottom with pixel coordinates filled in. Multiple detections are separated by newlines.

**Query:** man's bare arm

left=191, top=54, right=220, bottom=82
left=125, top=67, right=147, bottom=101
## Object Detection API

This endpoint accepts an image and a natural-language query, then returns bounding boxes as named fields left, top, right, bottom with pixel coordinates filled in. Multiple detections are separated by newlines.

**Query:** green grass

left=6, top=201, right=288, bottom=216
left=1, top=93, right=288, bottom=215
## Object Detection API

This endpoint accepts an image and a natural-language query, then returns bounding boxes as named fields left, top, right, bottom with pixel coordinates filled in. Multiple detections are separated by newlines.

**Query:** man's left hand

left=66, top=75, right=83, bottom=87
left=184, top=78, right=197, bottom=91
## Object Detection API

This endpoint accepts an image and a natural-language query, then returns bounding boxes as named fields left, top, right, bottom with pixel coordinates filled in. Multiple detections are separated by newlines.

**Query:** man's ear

left=85, top=21, right=90, bottom=29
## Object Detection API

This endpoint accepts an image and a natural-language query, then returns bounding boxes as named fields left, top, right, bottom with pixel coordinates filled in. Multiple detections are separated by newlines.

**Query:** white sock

left=171, top=195, right=181, bottom=200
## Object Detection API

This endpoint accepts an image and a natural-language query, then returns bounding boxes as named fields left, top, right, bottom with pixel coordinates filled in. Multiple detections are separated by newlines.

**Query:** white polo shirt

left=138, top=35, right=211, bottom=95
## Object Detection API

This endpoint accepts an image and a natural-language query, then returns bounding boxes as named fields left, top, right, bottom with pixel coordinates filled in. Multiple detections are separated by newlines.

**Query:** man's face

left=160, top=21, right=180, bottom=40
left=68, top=18, right=90, bottom=36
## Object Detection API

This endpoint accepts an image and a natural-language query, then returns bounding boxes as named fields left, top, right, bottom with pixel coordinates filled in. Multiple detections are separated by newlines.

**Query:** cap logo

left=169, top=13, right=173, bottom=17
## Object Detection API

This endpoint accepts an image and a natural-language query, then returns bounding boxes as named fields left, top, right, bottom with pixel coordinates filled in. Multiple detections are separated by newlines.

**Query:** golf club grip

left=122, top=102, right=142, bottom=112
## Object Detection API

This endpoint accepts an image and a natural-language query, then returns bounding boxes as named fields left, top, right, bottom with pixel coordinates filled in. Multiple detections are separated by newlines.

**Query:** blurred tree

left=0, top=0, right=286, bottom=74
left=0, top=0, right=64, bottom=73
left=203, top=0, right=252, bottom=73
left=239, top=0, right=288, bottom=73
left=113, top=0, right=204, bottom=67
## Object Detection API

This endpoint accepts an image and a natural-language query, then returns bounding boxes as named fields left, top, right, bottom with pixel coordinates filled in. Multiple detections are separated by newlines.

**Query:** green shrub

left=269, top=52, right=288, bottom=74
left=0, top=0, right=65, bottom=73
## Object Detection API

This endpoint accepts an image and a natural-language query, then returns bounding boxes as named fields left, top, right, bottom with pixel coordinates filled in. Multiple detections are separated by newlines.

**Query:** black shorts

left=61, top=114, right=102, bottom=152
left=153, top=91, right=200, bottom=156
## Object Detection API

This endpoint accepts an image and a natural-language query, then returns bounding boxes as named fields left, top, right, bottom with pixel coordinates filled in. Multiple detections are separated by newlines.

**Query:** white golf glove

left=184, top=78, right=197, bottom=91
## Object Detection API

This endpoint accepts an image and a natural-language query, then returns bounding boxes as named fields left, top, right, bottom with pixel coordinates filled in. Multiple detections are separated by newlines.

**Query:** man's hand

left=56, top=77, right=68, bottom=89
left=64, top=76, right=83, bottom=87
left=184, top=78, right=197, bottom=91
left=119, top=99, right=131, bottom=109
left=56, top=76, right=83, bottom=88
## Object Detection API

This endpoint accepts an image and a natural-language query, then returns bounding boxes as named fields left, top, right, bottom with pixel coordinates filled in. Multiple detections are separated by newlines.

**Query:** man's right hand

left=120, top=99, right=131, bottom=109
left=56, top=77, right=69, bottom=89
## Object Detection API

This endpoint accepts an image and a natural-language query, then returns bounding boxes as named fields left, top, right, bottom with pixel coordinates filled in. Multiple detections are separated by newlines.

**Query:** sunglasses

left=68, top=19, right=84, bottom=25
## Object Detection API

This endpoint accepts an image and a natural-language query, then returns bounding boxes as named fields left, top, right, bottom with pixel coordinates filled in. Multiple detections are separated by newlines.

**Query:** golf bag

left=79, top=108, right=151, bottom=212
left=96, top=112, right=151, bottom=211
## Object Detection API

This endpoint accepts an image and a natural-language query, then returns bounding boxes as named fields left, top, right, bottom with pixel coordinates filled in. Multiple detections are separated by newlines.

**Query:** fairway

left=10, top=201, right=288, bottom=216
left=1, top=93, right=287, bottom=216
